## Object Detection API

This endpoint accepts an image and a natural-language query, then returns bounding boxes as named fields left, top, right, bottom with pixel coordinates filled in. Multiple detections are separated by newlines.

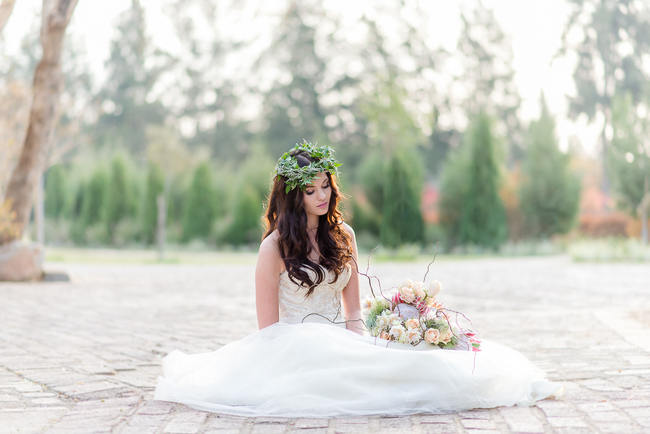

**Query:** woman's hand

left=345, top=312, right=365, bottom=335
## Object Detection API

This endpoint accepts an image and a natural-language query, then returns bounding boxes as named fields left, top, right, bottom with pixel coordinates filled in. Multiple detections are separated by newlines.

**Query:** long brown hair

left=262, top=148, right=353, bottom=296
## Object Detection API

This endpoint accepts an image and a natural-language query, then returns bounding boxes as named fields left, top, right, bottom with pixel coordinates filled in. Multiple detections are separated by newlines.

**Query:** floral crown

left=274, top=140, right=341, bottom=194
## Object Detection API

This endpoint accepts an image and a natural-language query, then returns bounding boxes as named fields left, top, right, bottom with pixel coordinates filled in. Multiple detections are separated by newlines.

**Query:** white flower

left=363, top=298, right=373, bottom=310
left=397, top=332, right=409, bottom=344
left=389, top=324, right=406, bottom=340
left=376, top=311, right=392, bottom=329
left=413, top=282, right=426, bottom=299
left=399, top=286, right=416, bottom=303
left=400, top=279, right=415, bottom=289
left=388, top=313, right=402, bottom=325
left=407, top=329, right=422, bottom=344
left=440, top=327, right=453, bottom=344
left=405, top=318, right=420, bottom=330
left=424, top=328, right=440, bottom=345
left=426, top=280, right=442, bottom=298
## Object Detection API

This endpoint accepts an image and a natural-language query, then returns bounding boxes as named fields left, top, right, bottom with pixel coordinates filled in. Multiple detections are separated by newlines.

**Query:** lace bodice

left=278, top=262, right=352, bottom=327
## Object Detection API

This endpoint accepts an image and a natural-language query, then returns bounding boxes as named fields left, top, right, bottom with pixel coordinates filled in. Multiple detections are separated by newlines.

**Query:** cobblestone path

left=1, top=256, right=649, bottom=433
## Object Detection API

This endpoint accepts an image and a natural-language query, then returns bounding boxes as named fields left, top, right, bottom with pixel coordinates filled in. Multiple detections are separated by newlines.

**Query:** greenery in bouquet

left=363, top=278, right=481, bottom=352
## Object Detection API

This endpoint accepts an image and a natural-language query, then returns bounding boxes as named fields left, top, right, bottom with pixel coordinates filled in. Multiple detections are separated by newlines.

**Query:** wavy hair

left=262, top=148, right=353, bottom=297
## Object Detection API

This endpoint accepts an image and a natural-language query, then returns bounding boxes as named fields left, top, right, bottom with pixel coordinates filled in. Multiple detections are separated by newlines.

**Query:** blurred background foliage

left=1, top=0, right=649, bottom=258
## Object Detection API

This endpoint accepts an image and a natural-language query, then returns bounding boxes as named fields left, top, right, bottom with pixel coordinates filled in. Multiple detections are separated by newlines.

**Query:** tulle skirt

left=154, top=322, right=563, bottom=417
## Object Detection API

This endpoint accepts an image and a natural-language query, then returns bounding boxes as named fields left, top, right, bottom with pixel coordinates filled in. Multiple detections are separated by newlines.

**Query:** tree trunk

left=1, top=0, right=79, bottom=244
left=0, top=0, right=16, bottom=34
left=156, top=193, right=166, bottom=261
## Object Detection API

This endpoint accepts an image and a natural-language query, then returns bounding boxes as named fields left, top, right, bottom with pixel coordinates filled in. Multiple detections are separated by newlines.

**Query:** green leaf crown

left=274, top=140, right=342, bottom=194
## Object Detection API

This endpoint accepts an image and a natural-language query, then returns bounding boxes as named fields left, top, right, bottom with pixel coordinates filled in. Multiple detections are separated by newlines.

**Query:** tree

left=379, top=149, right=425, bottom=248
left=93, top=0, right=168, bottom=159
left=182, top=162, right=217, bottom=242
left=104, top=154, right=135, bottom=243
left=455, top=1, right=523, bottom=164
left=70, top=167, right=108, bottom=244
left=438, top=141, right=472, bottom=250
left=608, top=92, right=650, bottom=243
left=222, top=185, right=262, bottom=246
left=141, top=164, right=164, bottom=245
left=458, top=112, right=507, bottom=248
left=256, top=1, right=330, bottom=157
left=165, top=0, right=251, bottom=162
left=361, top=80, right=424, bottom=157
left=44, top=164, right=66, bottom=219
left=558, top=0, right=650, bottom=192
left=439, top=111, right=507, bottom=250
left=1, top=0, right=79, bottom=245
left=519, top=96, right=581, bottom=238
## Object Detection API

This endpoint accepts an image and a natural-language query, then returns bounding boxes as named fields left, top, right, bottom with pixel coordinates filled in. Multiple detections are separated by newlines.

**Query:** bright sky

left=4, top=0, right=601, bottom=155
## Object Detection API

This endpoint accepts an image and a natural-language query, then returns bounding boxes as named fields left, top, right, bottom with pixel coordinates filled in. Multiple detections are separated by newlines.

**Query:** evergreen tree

left=182, top=162, right=217, bottom=242
left=608, top=92, right=650, bottom=243
left=519, top=97, right=581, bottom=238
left=440, top=112, right=507, bottom=250
left=70, top=167, right=108, bottom=244
left=456, top=1, right=523, bottom=164
left=438, top=143, right=472, bottom=249
left=257, top=2, right=330, bottom=157
left=458, top=112, right=507, bottom=249
left=44, top=165, right=66, bottom=219
left=81, top=169, right=108, bottom=227
left=379, top=149, right=424, bottom=248
left=358, top=152, right=387, bottom=217
left=559, top=0, right=650, bottom=191
left=141, top=163, right=164, bottom=245
left=104, top=155, right=133, bottom=242
left=93, top=0, right=167, bottom=159
left=223, top=185, right=262, bottom=246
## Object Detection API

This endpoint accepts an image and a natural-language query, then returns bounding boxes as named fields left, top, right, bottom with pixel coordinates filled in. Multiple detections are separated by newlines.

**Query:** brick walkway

left=1, top=256, right=649, bottom=433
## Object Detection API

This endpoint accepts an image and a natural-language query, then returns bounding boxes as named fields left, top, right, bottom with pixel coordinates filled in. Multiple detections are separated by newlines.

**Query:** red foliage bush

left=578, top=212, right=631, bottom=237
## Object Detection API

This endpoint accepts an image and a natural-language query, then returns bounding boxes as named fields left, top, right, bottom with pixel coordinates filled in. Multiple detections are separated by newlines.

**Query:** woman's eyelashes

left=306, top=184, right=330, bottom=195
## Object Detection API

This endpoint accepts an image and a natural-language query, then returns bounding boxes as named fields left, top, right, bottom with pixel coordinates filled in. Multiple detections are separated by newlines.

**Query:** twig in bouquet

left=437, top=309, right=456, bottom=339
left=352, top=248, right=392, bottom=305
left=300, top=313, right=370, bottom=332
left=444, top=307, right=473, bottom=326
left=300, top=312, right=348, bottom=327
left=422, top=248, right=439, bottom=284
left=300, top=302, right=370, bottom=332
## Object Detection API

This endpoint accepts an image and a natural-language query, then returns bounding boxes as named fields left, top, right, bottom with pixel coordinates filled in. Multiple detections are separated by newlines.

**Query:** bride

left=154, top=141, right=563, bottom=417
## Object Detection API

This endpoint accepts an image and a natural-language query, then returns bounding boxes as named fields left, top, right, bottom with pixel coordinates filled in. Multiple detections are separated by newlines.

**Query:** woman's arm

left=255, top=234, right=281, bottom=329
left=341, top=223, right=364, bottom=335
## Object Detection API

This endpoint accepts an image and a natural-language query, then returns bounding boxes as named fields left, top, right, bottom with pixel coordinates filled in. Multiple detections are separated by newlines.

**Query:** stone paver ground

left=1, top=256, right=649, bottom=433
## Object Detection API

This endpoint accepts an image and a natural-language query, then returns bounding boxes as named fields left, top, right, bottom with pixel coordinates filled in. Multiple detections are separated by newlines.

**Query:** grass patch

left=568, top=238, right=650, bottom=262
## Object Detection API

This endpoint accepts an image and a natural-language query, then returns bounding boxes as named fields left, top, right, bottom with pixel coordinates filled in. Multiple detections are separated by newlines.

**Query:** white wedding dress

left=154, top=262, right=563, bottom=417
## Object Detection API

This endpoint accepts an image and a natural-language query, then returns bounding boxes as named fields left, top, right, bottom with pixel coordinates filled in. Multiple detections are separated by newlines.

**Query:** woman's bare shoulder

left=340, top=221, right=355, bottom=238
left=260, top=229, right=280, bottom=251
left=258, top=230, right=284, bottom=273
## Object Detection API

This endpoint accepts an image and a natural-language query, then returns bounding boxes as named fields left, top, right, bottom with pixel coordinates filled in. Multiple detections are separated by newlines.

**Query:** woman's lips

left=318, top=202, right=328, bottom=208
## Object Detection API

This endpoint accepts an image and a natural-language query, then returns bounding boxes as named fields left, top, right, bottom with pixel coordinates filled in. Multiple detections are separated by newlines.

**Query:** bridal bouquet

left=363, top=279, right=481, bottom=352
